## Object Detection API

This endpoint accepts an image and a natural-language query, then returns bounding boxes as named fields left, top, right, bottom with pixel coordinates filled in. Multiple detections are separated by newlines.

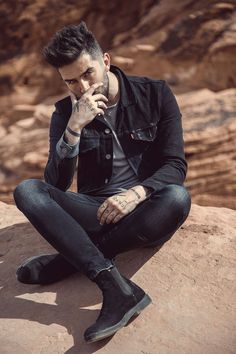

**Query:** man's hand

left=97, top=186, right=151, bottom=225
left=69, top=82, right=108, bottom=131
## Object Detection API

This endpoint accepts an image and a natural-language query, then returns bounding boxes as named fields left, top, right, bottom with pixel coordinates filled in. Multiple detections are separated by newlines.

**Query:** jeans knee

left=161, top=184, right=191, bottom=220
left=13, top=179, right=45, bottom=208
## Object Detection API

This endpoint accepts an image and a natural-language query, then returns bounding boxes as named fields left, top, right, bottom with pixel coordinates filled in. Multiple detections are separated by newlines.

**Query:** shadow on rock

left=0, top=222, right=162, bottom=353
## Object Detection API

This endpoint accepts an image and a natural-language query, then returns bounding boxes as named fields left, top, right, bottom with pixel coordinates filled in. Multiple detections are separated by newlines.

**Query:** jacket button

left=61, top=147, right=68, bottom=155
left=105, top=154, right=111, bottom=159
left=105, top=128, right=110, bottom=134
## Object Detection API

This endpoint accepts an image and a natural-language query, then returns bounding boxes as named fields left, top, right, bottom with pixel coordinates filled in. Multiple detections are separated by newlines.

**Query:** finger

left=104, top=210, right=120, bottom=224
left=97, top=202, right=108, bottom=219
left=96, top=101, right=107, bottom=110
left=112, top=213, right=124, bottom=224
left=101, top=203, right=126, bottom=224
left=92, top=94, right=109, bottom=103
left=96, top=108, right=105, bottom=116
left=85, top=82, right=103, bottom=96
left=99, top=208, right=112, bottom=225
left=69, top=91, right=78, bottom=106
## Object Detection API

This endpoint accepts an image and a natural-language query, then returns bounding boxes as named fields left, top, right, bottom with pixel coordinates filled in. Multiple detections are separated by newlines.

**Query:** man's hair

left=42, top=22, right=103, bottom=68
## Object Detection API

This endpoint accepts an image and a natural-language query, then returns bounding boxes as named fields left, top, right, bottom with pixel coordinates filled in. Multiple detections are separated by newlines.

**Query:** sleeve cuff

left=56, top=133, right=80, bottom=159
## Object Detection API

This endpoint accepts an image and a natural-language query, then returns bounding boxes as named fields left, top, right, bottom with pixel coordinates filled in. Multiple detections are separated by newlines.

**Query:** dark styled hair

left=42, top=22, right=103, bottom=68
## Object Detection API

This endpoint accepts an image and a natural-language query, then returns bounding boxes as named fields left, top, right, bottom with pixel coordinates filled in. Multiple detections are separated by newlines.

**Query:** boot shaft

left=94, top=266, right=145, bottom=301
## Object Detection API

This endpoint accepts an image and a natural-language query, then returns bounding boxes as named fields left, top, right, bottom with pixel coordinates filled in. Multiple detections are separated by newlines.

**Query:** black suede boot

left=16, top=253, right=77, bottom=284
left=16, top=250, right=116, bottom=285
left=84, top=266, right=152, bottom=343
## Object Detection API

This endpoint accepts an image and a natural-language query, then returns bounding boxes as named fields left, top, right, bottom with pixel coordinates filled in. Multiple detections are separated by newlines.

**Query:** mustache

left=74, top=87, right=108, bottom=100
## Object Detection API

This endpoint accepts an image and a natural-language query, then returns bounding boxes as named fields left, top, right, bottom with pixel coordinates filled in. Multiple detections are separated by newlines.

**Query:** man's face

left=58, top=51, right=110, bottom=99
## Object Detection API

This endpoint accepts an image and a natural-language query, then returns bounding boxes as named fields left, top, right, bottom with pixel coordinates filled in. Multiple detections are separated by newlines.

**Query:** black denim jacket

left=44, top=65, right=188, bottom=194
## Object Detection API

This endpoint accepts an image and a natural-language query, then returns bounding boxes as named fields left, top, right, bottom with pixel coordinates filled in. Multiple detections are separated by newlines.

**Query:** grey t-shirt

left=87, top=101, right=141, bottom=196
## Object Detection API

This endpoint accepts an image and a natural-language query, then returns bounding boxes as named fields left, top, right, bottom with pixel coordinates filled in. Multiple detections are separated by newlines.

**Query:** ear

left=103, top=52, right=110, bottom=72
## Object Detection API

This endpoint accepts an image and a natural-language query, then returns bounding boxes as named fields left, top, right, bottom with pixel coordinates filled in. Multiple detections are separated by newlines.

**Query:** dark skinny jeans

left=13, top=179, right=191, bottom=280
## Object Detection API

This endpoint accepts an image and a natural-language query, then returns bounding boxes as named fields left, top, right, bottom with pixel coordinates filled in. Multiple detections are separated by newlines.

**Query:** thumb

left=69, top=91, right=78, bottom=107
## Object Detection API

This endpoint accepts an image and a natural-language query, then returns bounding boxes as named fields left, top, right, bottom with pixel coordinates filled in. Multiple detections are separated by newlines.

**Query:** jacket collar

left=110, top=65, right=137, bottom=108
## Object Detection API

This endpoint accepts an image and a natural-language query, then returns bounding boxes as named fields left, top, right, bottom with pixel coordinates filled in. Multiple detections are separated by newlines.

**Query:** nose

left=79, top=79, right=90, bottom=94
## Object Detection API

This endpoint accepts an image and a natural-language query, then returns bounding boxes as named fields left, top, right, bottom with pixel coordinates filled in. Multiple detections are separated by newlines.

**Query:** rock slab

left=0, top=201, right=235, bottom=354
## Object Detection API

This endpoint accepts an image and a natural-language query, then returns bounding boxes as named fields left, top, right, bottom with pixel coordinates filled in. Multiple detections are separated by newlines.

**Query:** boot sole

left=85, top=293, right=152, bottom=343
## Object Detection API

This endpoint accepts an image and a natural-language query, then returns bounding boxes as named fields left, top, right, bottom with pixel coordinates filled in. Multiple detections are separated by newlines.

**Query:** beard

left=94, top=70, right=109, bottom=98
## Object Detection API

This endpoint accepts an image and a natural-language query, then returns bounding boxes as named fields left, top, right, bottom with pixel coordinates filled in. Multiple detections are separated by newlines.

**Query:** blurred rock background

left=0, top=0, right=235, bottom=208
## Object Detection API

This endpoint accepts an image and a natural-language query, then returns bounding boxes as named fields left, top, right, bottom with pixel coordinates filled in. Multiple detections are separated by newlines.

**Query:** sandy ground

left=0, top=202, right=235, bottom=354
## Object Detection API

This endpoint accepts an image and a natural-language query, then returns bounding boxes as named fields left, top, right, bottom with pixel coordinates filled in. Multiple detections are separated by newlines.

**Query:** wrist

left=64, top=126, right=81, bottom=145
left=143, top=186, right=152, bottom=197
left=130, top=188, right=142, bottom=202
left=132, top=186, right=152, bottom=200
left=129, top=185, right=146, bottom=202
left=66, top=125, right=81, bottom=137
left=69, top=113, right=84, bottom=131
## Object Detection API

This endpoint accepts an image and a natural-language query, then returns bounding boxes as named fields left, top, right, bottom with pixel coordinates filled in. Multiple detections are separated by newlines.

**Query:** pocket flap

left=130, top=124, right=157, bottom=141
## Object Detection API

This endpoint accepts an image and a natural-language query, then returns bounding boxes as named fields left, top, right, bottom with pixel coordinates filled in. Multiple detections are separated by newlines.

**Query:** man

left=14, top=22, right=191, bottom=343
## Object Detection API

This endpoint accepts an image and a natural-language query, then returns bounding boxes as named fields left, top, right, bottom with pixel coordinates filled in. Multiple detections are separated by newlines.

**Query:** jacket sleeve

left=139, top=81, right=188, bottom=193
left=43, top=104, right=79, bottom=191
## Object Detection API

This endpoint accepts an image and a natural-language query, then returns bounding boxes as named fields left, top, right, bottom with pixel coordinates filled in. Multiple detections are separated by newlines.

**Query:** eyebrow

left=64, top=67, right=94, bottom=82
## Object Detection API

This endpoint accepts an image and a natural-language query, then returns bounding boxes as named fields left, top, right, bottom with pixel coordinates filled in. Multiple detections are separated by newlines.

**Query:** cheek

left=93, top=70, right=104, bottom=82
left=90, top=73, right=99, bottom=84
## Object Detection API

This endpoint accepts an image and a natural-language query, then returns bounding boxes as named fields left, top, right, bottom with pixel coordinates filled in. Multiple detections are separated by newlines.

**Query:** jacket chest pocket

left=119, top=124, right=157, bottom=158
left=130, top=124, right=157, bottom=142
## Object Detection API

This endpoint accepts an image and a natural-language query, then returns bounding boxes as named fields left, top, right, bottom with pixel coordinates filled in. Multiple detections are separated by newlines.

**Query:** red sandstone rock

left=0, top=2, right=235, bottom=208
left=0, top=0, right=235, bottom=108
left=180, top=88, right=236, bottom=209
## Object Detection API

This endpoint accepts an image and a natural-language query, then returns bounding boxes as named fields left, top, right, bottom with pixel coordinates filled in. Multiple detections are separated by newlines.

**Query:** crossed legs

left=14, top=179, right=191, bottom=282
left=13, top=178, right=191, bottom=341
